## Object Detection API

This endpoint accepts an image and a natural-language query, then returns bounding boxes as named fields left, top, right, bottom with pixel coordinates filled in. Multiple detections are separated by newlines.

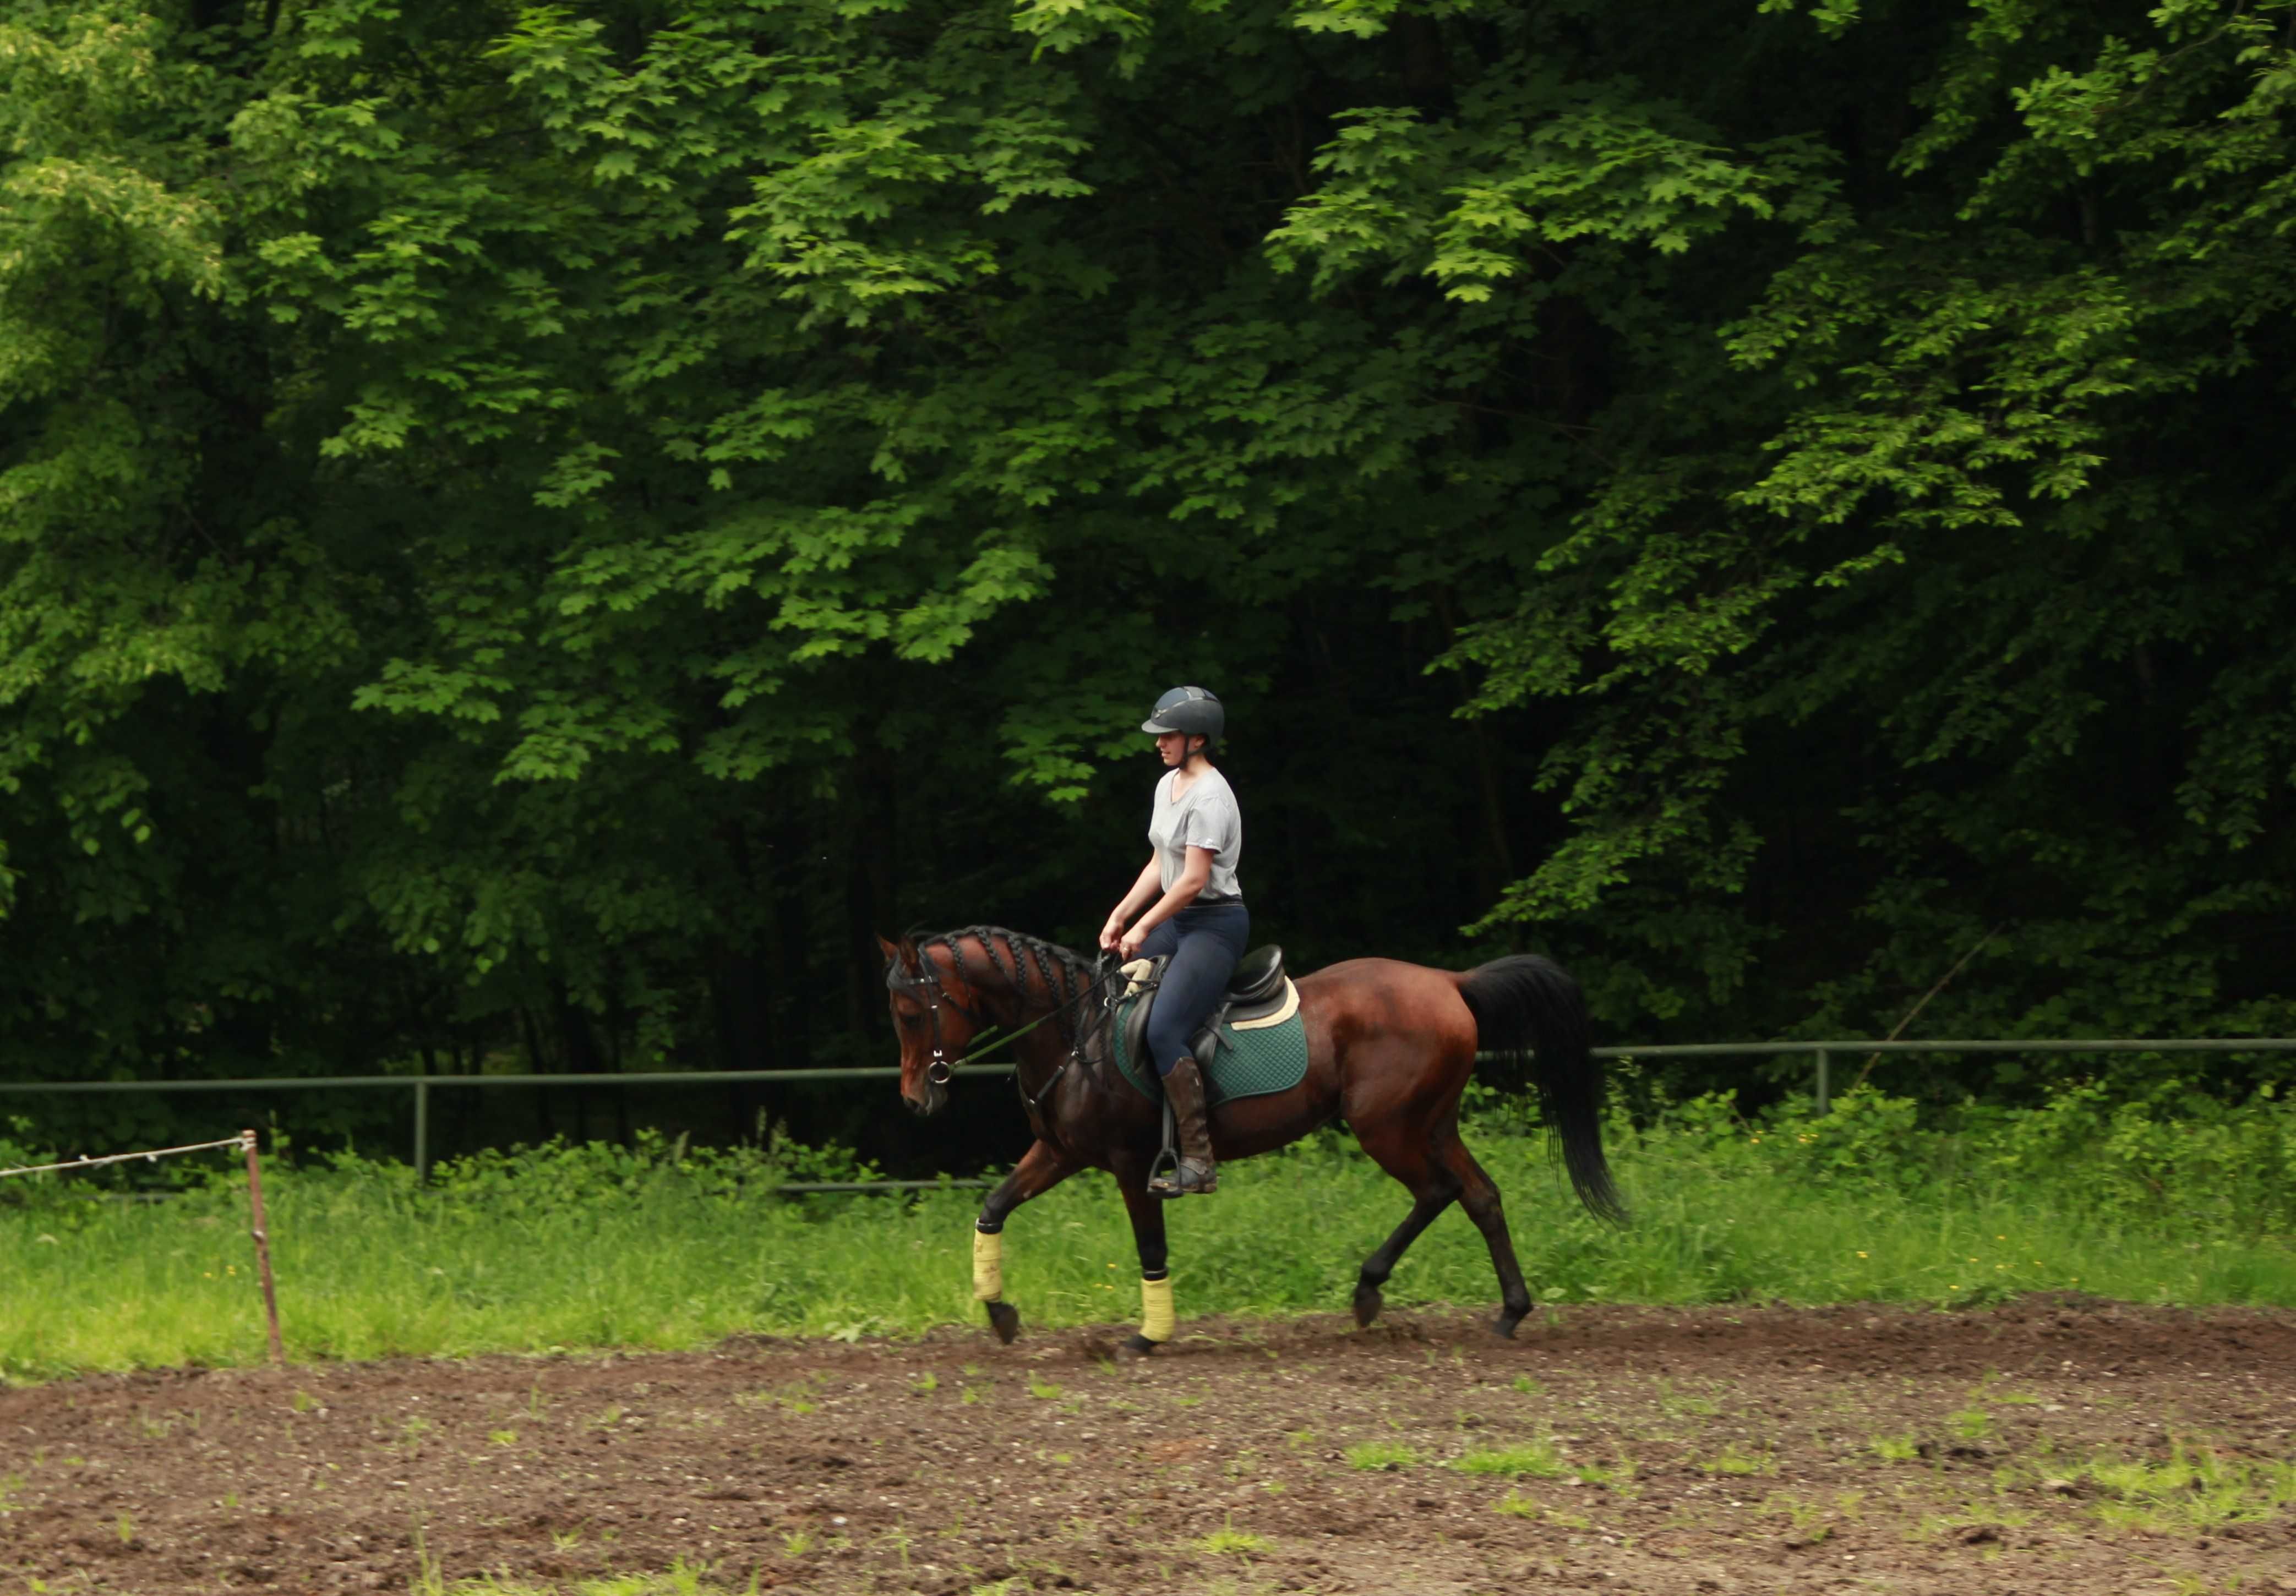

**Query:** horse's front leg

left=1112, top=1161, right=1173, bottom=1358
left=972, top=1138, right=1077, bottom=1344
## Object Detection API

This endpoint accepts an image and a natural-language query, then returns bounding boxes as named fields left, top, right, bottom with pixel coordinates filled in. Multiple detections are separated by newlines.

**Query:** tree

left=1, top=1, right=2289, bottom=1162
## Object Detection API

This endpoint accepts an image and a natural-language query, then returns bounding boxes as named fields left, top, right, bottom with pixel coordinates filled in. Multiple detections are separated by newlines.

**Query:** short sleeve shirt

left=1148, top=767, right=1243, bottom=899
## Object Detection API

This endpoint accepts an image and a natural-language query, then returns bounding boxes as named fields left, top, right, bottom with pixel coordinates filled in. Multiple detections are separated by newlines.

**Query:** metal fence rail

left=4, top=1039, right=2292, bottom=1187
left=1600, top=1037, right=2296, bottom=1120
left=0, top=1067, right=1015, bottom=1187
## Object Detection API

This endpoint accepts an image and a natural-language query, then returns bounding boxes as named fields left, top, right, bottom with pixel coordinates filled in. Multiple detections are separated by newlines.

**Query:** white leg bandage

left=1140, top=1274, right=1175, bottom=1342
left=972, top=1228, right=1004, bottom=1302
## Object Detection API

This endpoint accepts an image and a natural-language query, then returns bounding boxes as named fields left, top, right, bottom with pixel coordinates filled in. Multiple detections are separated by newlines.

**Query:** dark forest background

left=3, top=0, right=2292, bottom=1171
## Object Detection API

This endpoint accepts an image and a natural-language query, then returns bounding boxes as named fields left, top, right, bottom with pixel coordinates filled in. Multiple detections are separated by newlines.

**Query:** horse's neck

left=990, top=980, right=1077, bottom=1058
left=942, top=931, right=1102, bottom=1084
left=1010, top=1019, right=1072, bottom=1073
left=953, top=933, right=1083, bottom=1030
left=972, top=969, right=1057, bottom=1030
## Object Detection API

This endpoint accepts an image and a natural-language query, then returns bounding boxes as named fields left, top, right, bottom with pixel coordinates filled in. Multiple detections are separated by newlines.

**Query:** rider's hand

left=1117, top=924, right=1147, bottom=961
left=1099, top=916, right=1124, bottom=953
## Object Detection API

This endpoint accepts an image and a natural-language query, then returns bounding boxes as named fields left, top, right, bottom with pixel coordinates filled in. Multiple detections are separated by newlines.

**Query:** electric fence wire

left=0, top=1133, right=252, bottom=1182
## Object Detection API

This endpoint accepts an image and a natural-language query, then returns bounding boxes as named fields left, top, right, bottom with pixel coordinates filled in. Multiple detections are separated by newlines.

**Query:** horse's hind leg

left=1348, top=1121, right=1462, bottom=1330
left=973, top=1139, right=1076, bottom=1344
left=1434, top=1130, right=1534, bottom=1339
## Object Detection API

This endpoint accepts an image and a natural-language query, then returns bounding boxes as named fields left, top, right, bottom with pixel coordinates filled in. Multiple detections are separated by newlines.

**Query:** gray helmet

left=1142, top=685, right=1224, bottom=745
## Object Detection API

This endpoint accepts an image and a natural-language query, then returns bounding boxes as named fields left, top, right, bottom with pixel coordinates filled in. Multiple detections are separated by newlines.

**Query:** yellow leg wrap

left=1140, top=1274, right=1176, bottom=1343
left=972, top=1228, right=1004, bottom=1302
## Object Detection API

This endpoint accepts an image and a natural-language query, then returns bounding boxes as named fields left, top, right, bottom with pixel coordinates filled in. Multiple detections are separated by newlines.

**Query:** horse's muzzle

left=906, top=1079, right=950, bottom=1117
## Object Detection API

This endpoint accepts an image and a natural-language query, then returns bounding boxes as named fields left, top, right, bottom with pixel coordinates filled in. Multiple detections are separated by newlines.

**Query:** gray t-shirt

left=1148, top=767, right=1243, bottom=899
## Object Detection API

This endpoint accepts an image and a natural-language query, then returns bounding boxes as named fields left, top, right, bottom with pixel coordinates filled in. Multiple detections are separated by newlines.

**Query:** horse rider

left=1099, top=685, right=1246, bottom=1197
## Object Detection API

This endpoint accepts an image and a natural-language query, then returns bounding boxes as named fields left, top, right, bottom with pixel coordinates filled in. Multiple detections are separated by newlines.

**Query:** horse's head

left=877, top=934, right=984, bottom=1117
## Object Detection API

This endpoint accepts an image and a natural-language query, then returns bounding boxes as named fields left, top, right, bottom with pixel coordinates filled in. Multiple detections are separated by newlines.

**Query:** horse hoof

left=1116, top=1333, right=1160, bottom=1362
left=1493, top=1310, right=1525, bottom=1341
left=1351, top=1283, right=1383, bottom=1329
left=985, top=1300, right=1021, bottom=1344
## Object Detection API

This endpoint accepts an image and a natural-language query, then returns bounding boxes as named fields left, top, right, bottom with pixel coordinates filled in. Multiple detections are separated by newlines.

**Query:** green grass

left=4, top=1092, right=2295, bottom=1381
left=1194, top=1520, right=1273, bottom=1555
left=1699, top=1442, right=1776, bottom=1477
left=1343, top=1440, right=1422, bottom=1471
left=412, top=1561, right=747, bottom=1596
left=2080, top=1440, right=2296, bottom=1533
left=1449, top=1442, right=1567, bottom=1478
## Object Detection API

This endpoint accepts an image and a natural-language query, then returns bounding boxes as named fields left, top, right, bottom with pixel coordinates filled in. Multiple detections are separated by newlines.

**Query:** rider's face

left=1155, top=731, right=1190, bottom=766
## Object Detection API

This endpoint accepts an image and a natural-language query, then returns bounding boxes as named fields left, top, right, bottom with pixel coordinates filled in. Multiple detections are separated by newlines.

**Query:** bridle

left=885, top=945, right=1122, bottom=1103
left=885, top=954, right=990, bottom=1087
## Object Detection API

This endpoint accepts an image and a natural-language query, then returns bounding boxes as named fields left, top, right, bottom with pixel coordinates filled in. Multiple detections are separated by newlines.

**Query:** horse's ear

left=875, top=934, right=902, bottom=962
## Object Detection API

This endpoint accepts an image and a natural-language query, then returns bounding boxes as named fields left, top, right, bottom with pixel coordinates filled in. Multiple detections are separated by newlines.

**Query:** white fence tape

left=0, top=1133, right=252, bottom=1182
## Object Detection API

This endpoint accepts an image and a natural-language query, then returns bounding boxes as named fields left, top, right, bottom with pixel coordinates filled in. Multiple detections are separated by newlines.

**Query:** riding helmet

left=1142, top=685, right=1224, bottom=745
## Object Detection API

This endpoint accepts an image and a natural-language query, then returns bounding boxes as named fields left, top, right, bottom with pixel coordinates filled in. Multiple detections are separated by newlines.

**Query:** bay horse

left=879, top=927, right=1622, bottom=1354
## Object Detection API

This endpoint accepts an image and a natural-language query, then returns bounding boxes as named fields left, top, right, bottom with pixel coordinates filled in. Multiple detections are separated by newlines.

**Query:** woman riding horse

left=881, top=692, right=1625, bottom=1356
left=1098, top=685, right=1242, bottom=1198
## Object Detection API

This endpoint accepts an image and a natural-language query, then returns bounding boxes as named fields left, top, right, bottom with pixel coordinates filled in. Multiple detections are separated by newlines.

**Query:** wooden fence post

left=242, top=1130, right=286, bottom=1366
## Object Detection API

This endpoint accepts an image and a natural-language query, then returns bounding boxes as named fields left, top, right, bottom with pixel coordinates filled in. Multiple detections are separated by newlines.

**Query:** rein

left=889, top=947, right=1126, bottom=1100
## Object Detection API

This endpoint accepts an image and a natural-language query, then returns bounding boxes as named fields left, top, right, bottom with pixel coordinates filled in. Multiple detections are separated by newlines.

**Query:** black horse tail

left=1458, top=955, right=1626, bottom=1225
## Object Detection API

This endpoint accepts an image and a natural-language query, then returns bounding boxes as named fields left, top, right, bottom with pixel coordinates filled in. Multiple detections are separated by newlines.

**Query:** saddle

left=1119, top=945, right=1295, bottom=1078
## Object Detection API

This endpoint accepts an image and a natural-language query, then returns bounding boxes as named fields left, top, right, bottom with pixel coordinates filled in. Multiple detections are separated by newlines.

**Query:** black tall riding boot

left=1150, top=1056, right=1218, bottom=1197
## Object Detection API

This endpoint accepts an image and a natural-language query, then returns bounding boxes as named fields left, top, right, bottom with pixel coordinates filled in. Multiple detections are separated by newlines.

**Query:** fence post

left=413, top=1079, right=430, bottom=1184
left=1814, top=1047, right=1831, bottom=1115
left=241, top=1130, right=286, bottom=1365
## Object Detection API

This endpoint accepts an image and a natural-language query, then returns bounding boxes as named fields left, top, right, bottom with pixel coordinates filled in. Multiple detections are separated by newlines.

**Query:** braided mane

left=917, top=925, right=1109, bottom=1062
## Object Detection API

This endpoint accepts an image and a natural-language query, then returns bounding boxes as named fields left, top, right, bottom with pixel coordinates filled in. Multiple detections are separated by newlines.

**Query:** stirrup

left=1147, top=1095, right=1184, bottom=1194
left=1148, top=1158, right=1217, bottom=1198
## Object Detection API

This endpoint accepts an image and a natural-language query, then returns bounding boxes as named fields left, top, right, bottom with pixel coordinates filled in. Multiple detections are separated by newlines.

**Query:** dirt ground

left=3, top=1298, right=2294, bottom=1596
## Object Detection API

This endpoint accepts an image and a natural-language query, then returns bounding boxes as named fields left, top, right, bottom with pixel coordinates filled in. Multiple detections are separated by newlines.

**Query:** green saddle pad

left=1112, top=987, right=1310, bottom=1103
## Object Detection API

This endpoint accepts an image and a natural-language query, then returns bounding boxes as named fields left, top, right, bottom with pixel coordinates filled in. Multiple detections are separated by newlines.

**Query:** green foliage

left=369, top=1127, right=884, bottom=1210
left=0, top=1116, right=51, bottom=1195
left=1640, top=1080, right=2296, bottom=1236
left=0, top=0, right=2290, bottom=1135
left=1433, top=0, right=2296, bottom=1050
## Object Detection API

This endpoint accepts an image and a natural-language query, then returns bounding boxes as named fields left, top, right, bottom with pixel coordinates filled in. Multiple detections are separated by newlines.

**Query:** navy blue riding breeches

left=1138, top=902, right=1250, bottom=1077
